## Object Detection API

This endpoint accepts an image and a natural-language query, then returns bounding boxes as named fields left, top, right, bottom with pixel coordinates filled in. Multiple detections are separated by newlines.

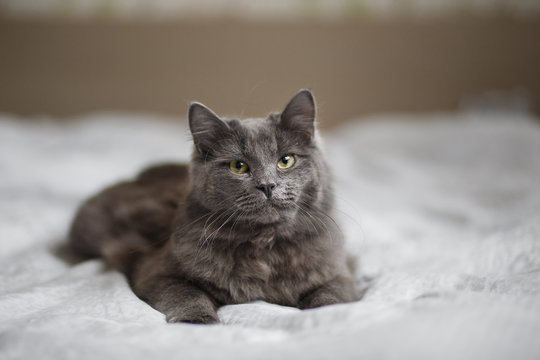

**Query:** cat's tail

left=68, top=202, right=109, bottom=259
left=70, top=228, right=150, bottom=281
left=69, top=206, right=150, bottom=281
left=100, top=236, right=150, bottom=282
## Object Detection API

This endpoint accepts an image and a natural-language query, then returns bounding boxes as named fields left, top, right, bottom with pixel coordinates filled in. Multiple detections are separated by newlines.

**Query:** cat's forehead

left=229, top=117, right=273, bottom=132
left=225, top=117, right=279, bottom=153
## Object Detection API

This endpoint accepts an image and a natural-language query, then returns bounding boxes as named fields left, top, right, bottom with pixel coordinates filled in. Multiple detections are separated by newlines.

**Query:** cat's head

left=187, top=89, right=332, bottom=226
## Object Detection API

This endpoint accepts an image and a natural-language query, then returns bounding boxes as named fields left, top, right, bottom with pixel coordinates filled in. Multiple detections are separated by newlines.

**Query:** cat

left=69, top=89, right=357, bottom=324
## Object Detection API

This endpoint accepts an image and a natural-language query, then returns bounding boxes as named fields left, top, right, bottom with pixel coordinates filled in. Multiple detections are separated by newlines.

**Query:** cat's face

left=188, top=90, right=327, bottom=225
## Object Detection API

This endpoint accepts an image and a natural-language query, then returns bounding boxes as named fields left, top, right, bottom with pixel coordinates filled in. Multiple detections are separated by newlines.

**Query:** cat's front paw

left=299, top=276, right=357, bottom=309
left=299, top=291, right=343, bottom=309
left=165, top=307, right=220, bottom=324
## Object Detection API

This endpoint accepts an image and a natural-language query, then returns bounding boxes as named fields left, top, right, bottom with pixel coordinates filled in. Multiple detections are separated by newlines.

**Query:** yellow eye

left=229, top=160, right=249, bottom=174
left=277, top=155, right=295, bottom=169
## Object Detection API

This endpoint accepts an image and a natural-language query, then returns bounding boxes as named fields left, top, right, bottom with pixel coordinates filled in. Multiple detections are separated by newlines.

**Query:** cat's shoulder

left=136, top=163, right=189, bottom=185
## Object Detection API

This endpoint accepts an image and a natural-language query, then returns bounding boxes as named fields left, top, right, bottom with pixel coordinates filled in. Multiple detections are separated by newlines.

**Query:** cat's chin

left=242, top=201, right=297, bottom=225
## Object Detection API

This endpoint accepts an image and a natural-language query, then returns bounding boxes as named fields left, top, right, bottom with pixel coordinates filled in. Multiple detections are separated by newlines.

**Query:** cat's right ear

left=188, top=102, right=230, bottom=155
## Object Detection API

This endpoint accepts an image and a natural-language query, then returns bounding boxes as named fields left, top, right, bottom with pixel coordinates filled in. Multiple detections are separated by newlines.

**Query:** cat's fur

left=69, top=89, right=357, bottom=323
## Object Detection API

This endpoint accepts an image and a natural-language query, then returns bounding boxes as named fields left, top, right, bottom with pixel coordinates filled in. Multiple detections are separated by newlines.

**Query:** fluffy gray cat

left=69, top=89, right=357, bottom=323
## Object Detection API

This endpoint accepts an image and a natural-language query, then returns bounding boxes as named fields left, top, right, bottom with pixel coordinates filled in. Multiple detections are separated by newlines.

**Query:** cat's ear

left=280, top=89, right=316, bottom=142
left=188, top=102, right=230, bottom=155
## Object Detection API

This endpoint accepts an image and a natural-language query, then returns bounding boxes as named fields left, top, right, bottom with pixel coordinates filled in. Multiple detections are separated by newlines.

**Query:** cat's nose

left=256, top=183, right=277, bottom=199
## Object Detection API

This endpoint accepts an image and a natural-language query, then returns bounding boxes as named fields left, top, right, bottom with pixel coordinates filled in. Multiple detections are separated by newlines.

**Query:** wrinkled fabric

left=1, top=111, right=539, bottom=360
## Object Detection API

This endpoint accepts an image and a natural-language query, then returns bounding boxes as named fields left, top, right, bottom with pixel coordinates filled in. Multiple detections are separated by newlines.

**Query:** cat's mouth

left=238, top=198, right=297, bottom=224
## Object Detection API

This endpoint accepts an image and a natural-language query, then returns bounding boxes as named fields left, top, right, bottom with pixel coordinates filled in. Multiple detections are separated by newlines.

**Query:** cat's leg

left=133, top=275, right=220, bottom=324
left=298, top=275, right=357, bottom=309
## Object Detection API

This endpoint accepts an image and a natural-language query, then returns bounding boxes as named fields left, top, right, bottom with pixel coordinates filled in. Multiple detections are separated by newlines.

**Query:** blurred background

left=1, top=0, right=540, bottom=128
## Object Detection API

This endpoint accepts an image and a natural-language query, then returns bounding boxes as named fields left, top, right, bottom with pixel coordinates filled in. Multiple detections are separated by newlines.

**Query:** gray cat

left=69, top=89, right=357, bottom=324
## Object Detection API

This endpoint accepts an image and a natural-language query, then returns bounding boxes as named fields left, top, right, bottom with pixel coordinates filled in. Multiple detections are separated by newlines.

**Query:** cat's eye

left=229, top=160, right=249, bottom=174
left=277, top=155, right=295, bottom=169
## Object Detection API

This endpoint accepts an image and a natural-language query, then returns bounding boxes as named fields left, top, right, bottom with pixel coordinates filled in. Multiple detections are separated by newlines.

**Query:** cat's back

left=69, top=164, right=189, bottom=263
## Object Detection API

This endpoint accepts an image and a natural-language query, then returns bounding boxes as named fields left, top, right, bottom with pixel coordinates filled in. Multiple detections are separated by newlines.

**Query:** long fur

left=69, top=90, right=357, bottom=323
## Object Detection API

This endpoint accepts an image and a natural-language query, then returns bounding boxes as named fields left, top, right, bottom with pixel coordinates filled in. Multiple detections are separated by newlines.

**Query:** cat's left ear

left=280, top=89, right=316, bottom=142
left=188, top=102, right=230, bottom=155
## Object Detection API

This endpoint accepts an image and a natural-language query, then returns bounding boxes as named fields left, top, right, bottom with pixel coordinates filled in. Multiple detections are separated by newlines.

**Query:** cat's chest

left=219, top=234, right=327, bottom=305
left=179, top=228, right=334, bottom=305
left=230, top=234, right=276, bottom=283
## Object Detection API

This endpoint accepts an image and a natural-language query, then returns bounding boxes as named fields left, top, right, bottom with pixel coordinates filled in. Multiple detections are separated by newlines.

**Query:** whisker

left=293, top=204, right=321, bottom=238
left=298, top=199, right=342, bottom=233
left=295, top=200, right=341, bottom=244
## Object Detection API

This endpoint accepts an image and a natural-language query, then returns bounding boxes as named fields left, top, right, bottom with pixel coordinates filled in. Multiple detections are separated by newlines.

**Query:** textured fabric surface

left=1, top=111, right=539, bottom=359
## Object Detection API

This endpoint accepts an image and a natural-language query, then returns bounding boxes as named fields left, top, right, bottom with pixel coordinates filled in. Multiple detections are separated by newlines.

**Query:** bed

left=1, top=110, right=539, bottom=359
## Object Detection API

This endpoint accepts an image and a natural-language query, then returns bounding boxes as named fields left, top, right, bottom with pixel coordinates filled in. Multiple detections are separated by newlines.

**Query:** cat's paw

left=299, top=292, right=343, bottom=309
left=299, top=276, right=357, bottom=309
left=165, top=308, right=220, bottom=324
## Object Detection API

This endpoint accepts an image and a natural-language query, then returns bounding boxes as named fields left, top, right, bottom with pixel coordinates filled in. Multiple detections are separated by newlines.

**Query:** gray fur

left=69, top=89, right=357, bottom=324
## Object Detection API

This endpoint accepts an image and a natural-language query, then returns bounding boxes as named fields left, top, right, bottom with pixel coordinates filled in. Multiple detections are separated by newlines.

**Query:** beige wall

left=1, top=17, right=539, bottom=128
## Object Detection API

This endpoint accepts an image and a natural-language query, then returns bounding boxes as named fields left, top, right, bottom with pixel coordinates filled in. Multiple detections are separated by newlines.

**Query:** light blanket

left=1, top=111, right=539, bottom=359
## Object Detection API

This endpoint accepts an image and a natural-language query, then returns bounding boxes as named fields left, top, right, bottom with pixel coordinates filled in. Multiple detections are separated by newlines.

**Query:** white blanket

left=1, top=111, right=539, bottom=359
